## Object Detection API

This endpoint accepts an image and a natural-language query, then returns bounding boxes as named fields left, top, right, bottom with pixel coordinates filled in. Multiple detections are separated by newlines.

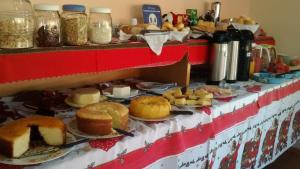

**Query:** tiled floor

left=265, top=148, right=300, bottom=169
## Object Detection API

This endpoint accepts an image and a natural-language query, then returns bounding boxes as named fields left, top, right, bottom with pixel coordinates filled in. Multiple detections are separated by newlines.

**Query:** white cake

left=113, top=86, right=131, bottom=98
left=0, top=116, right=66, bottom=158
left=72, top=88, right=101, bottom=105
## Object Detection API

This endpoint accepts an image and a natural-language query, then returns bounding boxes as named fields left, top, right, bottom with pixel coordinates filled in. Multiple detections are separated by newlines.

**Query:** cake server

left=170, top=110, right=193, bottom=115
left=180, top=86, right=187, bottom=94
left=113, top=128, right=134, bottom=137
left=145, top=91, right=162, bottom=96
left=59, top=138, right=90, bottom=149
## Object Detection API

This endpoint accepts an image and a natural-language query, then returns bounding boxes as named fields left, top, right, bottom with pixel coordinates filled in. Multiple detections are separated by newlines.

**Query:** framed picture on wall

left=142, top=4, right=163, bottom=28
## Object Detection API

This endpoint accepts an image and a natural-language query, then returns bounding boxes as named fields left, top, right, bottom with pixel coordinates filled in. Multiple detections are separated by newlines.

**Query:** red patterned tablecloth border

left=95, top=80, right=300, bottom=169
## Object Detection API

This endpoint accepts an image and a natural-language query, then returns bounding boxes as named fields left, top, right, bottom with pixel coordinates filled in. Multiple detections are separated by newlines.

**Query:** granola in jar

left=61, top=5, right=87, bottom=46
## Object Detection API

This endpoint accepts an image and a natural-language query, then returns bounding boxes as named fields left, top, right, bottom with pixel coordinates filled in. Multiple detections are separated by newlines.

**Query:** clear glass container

left=88, top=8, right=112, bottom=44
left=61, top=4, right=87, bottom=46
left=34, top=4, right=61, bottom=47
left=0, top=0, right=35, bottom=49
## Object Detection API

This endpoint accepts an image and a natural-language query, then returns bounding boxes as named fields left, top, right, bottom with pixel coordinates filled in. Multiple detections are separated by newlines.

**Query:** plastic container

left=88, top=7, right=112, bottom=44
left=253, top=72, right=288, bottom=84
left=0, top=0, right=35, bottom=49
left=61, top=4, right=87, bottom=46
left=34, top=4, right=61, bottom=47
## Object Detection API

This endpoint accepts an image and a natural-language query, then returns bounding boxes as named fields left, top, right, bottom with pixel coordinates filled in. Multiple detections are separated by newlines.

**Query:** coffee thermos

left=209, top=29, right=254, bottom=84
left=209, top=31, right=229, bottom=85
left=237, top=30, right=254, bottom=81
left=211, top=1, right=221, bottom=23
left=226, top=29, right=240, bottom=83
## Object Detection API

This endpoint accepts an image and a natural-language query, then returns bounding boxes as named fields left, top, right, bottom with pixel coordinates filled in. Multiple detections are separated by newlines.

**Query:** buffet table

left=0, top=76, right=299, bottom=169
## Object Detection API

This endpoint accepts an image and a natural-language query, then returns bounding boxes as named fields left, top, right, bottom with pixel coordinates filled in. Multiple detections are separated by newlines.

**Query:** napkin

left=246, top=85, right=262, bottom=93
left=89, top=137, right=124, bottom=152
left=215, top=97, right=234, bottom=102
left=119, top=30, right=133, bottom=42
left=139, top=34, right=169, bottom=55
left=169, top=29, right=190, bottom=42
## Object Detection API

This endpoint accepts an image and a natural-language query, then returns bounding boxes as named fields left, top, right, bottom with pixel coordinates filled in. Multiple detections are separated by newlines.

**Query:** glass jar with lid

left=34, top=4, right=61, bottom=47
left=88, top=8, right=112, bottom=44
left=61, top=4, right=87, bottom=46
left=0, top=0, right=35, bottom=49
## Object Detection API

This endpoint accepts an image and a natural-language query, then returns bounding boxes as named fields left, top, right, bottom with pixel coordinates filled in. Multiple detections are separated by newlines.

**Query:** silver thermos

left=209, top=31, right=229, bottom=85
left=211, top=1, right=221, bottom=23
left=226, top=29, right=240, bottom=83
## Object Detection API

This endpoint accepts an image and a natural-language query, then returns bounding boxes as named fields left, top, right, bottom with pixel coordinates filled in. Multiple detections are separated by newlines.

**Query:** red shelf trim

left=0, top=38, right=274, bottom=84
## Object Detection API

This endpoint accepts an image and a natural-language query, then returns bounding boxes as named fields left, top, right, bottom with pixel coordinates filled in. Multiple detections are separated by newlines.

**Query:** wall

left=30, top=0, right=250, bottom=25
left=220, top=0, right=250, bottom=18
left=250, top=0, right=300, bottom=57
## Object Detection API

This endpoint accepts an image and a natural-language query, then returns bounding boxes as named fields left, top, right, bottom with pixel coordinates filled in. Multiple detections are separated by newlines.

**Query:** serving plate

left=129, top=114, right=174, bottom=122
left=0, top=133, right=75, bottom=165
left=172, top=104, right=208, bottom=108
left=64, top=96, right=107, bottom=108
left=213, top=91, right=239, bottom=99
left=136, top=82, right=176, bottom=92
left=103, top=89, right=139, bottom=100
left=67, top=119, right=134, bottom=139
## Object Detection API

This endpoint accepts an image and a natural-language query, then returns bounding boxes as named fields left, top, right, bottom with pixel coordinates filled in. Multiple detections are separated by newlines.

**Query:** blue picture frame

left=142, top=4, right=163, bottom=28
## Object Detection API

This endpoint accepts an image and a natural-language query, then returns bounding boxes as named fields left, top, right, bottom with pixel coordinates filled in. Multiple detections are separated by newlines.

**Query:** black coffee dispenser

left=237, top=30, right=254, bottom=81
left=226, top=28, right=240, bottom=83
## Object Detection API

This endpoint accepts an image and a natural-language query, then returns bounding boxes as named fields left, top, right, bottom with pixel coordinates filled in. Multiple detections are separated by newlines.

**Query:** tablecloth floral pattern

left=0, top=78, right=300, bottom=169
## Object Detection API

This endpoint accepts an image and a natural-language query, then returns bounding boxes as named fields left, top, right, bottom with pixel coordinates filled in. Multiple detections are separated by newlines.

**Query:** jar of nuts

left=88, top=8, right=112, bottom=44
left=61, top=4, right=87, bottom=46
left=34, top=4, right=61, bottom=47
left=0, top=0, right=35, bottom=49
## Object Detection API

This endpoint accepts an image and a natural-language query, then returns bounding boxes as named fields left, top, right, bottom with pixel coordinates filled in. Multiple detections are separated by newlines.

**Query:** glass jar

left=0, top=0, right=35, bottom=49
left=61, top=4, right=87, bottom=46
left=88, top=8, right=112, bottom=44
left=34, top=4, right=61, bottom=47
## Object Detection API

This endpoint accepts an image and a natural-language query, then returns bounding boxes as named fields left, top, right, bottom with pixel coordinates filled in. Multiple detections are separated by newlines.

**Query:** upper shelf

left=0, top=37, right=274, bottom=84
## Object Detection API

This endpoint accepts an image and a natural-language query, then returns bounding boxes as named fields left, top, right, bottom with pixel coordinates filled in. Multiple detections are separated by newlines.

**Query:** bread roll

left=175, top=23, right=185, bottom=31
left=120, top=25, right=132, bottom=34
left=162, top=22, right=174, bottom=30
left=146, top=24, right=160, bottom=30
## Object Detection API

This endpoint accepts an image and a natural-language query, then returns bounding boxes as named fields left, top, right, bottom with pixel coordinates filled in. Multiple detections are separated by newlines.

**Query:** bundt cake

left=129, top=96, right=171, bottom=119
left=0, top=116, right=66, bottom=158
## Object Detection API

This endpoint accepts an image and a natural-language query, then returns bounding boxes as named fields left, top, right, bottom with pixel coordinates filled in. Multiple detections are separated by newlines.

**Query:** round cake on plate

left=129, top=96, right=171, bottom=119
left=70, top=88, right=101, bottom=106
left=76, top=102, right=128, bottom=135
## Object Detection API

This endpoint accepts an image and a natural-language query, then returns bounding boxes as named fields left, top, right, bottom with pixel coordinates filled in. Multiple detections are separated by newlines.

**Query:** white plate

left=136, top=82, right=176, bottom=92
left=213, top=91, right=239, bottom=99
left=231, top=23, right=260, bottom=33
left=0, top=133, right=76, bottom=165
left=172, top=104, right=206, bottom=108
left=67, top=119, right=134, bottom=139
left=129, top=114, right=174, bottom=122
left=64, top=96, right=107, bottom=108
left=103, top=89, right=139, bottom=99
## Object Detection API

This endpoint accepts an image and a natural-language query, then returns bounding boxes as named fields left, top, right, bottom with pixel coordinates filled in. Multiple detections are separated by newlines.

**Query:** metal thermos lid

left=227, top=28, right=240, bottom=41
left=240, top=30, right=254, bottom=42
left=212, top=31, right=229, bottom=43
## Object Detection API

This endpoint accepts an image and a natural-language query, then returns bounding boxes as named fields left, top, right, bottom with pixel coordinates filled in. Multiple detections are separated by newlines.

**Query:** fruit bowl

left=231, top=23, right=260, bottom=33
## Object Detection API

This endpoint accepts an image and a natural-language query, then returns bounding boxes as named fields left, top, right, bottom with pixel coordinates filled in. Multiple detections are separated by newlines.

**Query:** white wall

left=30, top=0, right=250, bottom=25
left=249, top=0, right=300, bottom=57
